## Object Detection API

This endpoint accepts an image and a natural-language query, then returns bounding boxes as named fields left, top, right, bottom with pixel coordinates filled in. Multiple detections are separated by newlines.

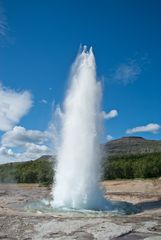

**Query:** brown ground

left=0, top=180, right=161, bottom=239
left=103, top=179, right=161, bottom=203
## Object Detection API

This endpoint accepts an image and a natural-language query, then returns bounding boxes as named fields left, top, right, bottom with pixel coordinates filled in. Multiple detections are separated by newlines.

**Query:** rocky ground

left=0, top=180, right=161, bottom=240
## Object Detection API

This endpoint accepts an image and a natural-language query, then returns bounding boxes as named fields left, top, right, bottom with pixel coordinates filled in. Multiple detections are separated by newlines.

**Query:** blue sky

left=0, top=0, right=161, bottom=162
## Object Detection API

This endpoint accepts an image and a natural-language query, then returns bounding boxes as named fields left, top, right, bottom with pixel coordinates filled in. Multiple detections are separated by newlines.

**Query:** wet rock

left=148, top=225, right=161, bottom=232
left=0, top=191, right=7, bottom=196
left=112, top=232, right=157, bottom=240
left=69, top=230, right=95, bottom=240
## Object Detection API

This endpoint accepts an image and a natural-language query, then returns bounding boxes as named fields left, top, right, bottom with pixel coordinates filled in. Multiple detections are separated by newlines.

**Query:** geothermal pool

left=25, top=198, right=139, bottom=215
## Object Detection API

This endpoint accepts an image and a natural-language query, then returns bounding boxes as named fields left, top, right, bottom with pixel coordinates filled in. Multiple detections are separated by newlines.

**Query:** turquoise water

left=24, top=199, right=139, bottom=215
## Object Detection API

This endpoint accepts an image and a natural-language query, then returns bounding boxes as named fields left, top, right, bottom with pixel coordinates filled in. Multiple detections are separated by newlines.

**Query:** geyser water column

left=52, top=47, right=107, bottom=210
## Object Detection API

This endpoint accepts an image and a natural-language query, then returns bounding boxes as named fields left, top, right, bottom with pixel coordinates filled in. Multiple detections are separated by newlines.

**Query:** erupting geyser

left=51, top=46, right=108, bottom=210
left=24, top=47, right=137, bottom=214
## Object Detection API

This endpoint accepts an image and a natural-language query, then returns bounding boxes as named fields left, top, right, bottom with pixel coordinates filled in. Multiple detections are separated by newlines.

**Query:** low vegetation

left=0, top=156, right=54, bottom=185
left=0, top=152, right=161, bottom=184
left=103, top=152, right=161, bottom=180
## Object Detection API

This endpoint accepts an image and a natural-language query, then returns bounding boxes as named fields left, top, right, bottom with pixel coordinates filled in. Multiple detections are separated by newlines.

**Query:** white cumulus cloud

left=126, top=123, right=161, bottom=134
left=0, top=126, right=52, bottom=164
left=18, top=143, right=51, bottom=161
left=0, top=146, right=17, bottom=164
left=106, top=135, right=113, bottom=142
left=0, top=144, right=51, bottom=164
left=102, top=109, right=118, bottom=120
left=0, top=83, right=32, bottom=131
left=1, top=126, right=49, bottom=147
left=0, top=146, right=15, bottom=157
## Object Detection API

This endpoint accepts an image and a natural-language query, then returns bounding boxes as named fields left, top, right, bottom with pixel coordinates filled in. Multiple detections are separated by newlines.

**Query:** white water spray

left=52, top=47, right=107, bottom=210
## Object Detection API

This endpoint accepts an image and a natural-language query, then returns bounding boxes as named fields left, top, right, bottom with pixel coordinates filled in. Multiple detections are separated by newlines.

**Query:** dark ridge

left=104, top=136, right=161, bottom=156
left=121, top=136, right=145, bottom=139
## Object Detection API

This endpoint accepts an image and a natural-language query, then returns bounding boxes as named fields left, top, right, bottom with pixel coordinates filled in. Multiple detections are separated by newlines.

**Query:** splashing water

left=24, top=47, right=138, bottom=214
left=51, top=47, right=109, bottom=210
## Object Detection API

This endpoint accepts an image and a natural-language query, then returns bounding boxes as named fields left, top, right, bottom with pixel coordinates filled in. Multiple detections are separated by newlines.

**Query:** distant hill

left=103, top=137, right=161, bottom=179
left=0, top=137, right=161, bottom=182
left=104, top=136, right=161, bottom=156
left=0, top=155, right=53, bottom=184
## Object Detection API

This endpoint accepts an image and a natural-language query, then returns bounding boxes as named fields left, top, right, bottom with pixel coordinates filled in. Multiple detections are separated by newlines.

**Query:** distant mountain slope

left=1, top=137, right=161, bottom=182
left=104, top=136, right=161, bottom=156
left=0, top=155, right=53, bottom=184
